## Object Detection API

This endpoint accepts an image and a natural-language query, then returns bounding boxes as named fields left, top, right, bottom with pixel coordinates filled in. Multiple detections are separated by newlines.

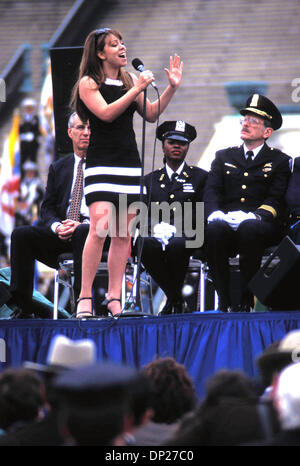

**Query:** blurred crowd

left=0, top=95, right=55, bottom=268
left=0, top=331, right=300, bottom=446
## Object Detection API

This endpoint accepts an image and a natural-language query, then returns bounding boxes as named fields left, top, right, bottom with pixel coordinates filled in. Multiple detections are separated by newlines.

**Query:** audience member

left=267, top=362, right=300, bottom=445
left=15, top=161, right=44, bottom=227
left=203, top=94, right=291, bottom=312
left=19, top=98, right=41, bottom=169
left=0, top=368, right=44, bottom=434
left=8, top=112, right=90, bottom=318
left=132, top=357, right=198, bottom=446
left=256, top=329, right=300, bottom=397
left=53, top=361, right=144, bottom=446
left=137, top=120, right=207, bottom=315
left=166, top=369, right=275, bottom=446
left=0, top=335, right=97, bottom=446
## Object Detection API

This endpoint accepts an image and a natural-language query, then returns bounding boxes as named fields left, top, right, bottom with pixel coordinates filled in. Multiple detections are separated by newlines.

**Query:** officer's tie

left=246, top=150, right=254, bottom=166
left=170, top=172, right=179, bottom=186
left=67, top=158, right=84, bottom=222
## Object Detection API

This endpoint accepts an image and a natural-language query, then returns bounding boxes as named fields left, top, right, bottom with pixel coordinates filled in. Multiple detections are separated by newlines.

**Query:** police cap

left=240, top=93, right=282, bottom=130
left=156, top=120, right=197, bottom=143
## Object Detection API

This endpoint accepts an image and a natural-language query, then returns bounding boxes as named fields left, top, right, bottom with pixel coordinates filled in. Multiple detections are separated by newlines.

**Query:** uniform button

left=242, top=185, right=247, bottom=190
left=244, top=172, right=248, bottom=176
left=240, top=198, right=245, bottom=203
left=226, top=171, right=230, bottom=174
left=264, top=174, right=268, bottom=178
left=173, top=207, right=176, bottom=211
left=170, top=194, right=175, bottom=199
left=156, top=201, right=159, bottom=205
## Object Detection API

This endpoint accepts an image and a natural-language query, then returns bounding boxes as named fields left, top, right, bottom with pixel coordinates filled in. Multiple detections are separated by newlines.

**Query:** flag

left=0, top=112, right=21, bottom=238
left=40, top=59, right=54, bottom=136
left=39, top=58, right=55, bottom=167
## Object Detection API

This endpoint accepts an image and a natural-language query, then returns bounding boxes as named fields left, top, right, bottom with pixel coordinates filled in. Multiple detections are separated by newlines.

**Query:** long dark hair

left=70, top=28, right=133, bottom=121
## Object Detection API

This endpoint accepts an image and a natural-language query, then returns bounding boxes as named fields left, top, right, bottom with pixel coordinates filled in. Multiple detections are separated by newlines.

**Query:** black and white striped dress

left=84, top=78, right=142, bottom=207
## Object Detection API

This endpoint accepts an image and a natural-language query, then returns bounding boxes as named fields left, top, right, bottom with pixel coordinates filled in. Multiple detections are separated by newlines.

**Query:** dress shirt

left=165, top=161, right=185, bottom=180
left=51, top=154, right=89, bottom=233
left=243, top=143, right=264, bottom=161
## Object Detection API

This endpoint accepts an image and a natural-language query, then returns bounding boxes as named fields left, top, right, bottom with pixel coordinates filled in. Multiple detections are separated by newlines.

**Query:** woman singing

left=71, top=27, right=183, bottom=318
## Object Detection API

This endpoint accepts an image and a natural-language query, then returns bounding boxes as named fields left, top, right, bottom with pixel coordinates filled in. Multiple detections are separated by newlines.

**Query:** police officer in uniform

left=204, top=94, right=291, bottom=312
left=138, top=120, right=207, bottom=315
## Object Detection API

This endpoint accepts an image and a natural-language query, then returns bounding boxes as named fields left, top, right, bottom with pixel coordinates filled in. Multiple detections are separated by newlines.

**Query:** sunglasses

left=95, top=27, right=111, bottom=37
left=94, top=28, right=111, bottom=50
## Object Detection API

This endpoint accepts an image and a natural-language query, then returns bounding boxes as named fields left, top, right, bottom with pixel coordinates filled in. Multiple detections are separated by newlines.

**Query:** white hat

left=275, top=362, right=300, bottom=429
left=21, top=98, right=36, bottom=108
left=24, top=335, right=97, bottom=374
left=23, top=161, right=38, bottom=171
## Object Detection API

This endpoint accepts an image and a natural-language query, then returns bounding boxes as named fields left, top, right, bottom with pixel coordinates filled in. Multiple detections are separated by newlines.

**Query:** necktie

left=171, top=172, right=179, bottom=184
left=67, top=158, right=84, bottom=221
left=246, top=150, right=254, bottom=166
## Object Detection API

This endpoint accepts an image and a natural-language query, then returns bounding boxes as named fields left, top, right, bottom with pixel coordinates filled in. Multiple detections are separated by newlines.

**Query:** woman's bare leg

left=106, top=211, right=136, bottom=316
left=76, top=201, right=113, bottom=317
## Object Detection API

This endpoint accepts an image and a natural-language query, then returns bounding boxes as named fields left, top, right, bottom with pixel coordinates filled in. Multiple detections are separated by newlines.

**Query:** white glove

left=153, top=222, right=177, bottom=250
left=207, top=210, right=226, bottom=223
left=224, top=211, right=256, bottom=230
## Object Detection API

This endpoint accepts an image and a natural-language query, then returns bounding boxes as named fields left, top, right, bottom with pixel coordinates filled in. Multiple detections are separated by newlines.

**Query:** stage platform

left=1, top=310, right=300, bottom=397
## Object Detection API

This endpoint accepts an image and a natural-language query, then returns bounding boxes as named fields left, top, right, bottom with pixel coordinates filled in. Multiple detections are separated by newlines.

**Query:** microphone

left=132, top=58, right=157, bottom=88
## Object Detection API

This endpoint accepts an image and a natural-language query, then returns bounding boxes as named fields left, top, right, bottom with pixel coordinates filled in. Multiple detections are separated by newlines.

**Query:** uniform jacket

left=203, top=143, right=291, bottom=222
left=38, top=154, right=75, bottom=229
left=143, top=162, right=207, bottom=234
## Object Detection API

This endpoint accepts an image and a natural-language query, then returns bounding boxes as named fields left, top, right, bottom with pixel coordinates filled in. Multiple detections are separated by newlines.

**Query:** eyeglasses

left=240, top=116, right=263, bottom=126
left=72, top=124, right=90, bottom=132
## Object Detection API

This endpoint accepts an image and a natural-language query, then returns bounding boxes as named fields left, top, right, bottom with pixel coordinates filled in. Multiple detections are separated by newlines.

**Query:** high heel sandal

left=101, top=297, right=122, bottom=318
left=76, top=297, right=94, bottom=319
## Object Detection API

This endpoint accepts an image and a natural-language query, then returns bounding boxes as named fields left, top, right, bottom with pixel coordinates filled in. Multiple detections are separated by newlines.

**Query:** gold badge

left=262, top=162, right=272, bottom=172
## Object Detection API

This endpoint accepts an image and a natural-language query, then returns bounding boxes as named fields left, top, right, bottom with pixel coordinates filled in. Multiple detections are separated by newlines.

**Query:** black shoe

left=173, top=299, right=190, bottom=314
left=218, top=300, right=231, bottom=312
left=158, top=298, right=173, bottom=315
left=10, top=308, right=35, bottom=319
left=182, top=300, right=190, bottom=314
left=235, top=304, right=252, bottom=313
left=218, top=306, right=233, bottom=313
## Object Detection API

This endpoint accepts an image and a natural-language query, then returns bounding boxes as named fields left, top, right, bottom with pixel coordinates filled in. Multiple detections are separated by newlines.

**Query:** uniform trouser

left=204, top=219, right=281, bottom=308
left=139, top=236, right=193, bottom=302
left=10, top=224, right=89, bottom=309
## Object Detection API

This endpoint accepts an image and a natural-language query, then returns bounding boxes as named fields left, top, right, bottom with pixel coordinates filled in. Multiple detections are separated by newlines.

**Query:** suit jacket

left=203, top=143, right=291, bottom=223
left=143, top=162, right=208, bottom=234
left=285, top=156, right=300, bottom=220
left=38, top=154, right=74, bottom=229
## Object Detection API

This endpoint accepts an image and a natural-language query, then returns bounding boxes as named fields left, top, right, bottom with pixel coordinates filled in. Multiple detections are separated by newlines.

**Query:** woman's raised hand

left=164, top=54, right=183, bottom=89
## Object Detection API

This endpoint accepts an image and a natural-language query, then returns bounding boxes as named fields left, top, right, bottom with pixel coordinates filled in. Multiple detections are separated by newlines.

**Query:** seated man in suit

left=285, top=156, right=300, bottom=244
left=138, top=120, right=207, bottom=315
left=9, top=112, right=90, bottom=318
left=203, top=94, right=291, bottom=312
